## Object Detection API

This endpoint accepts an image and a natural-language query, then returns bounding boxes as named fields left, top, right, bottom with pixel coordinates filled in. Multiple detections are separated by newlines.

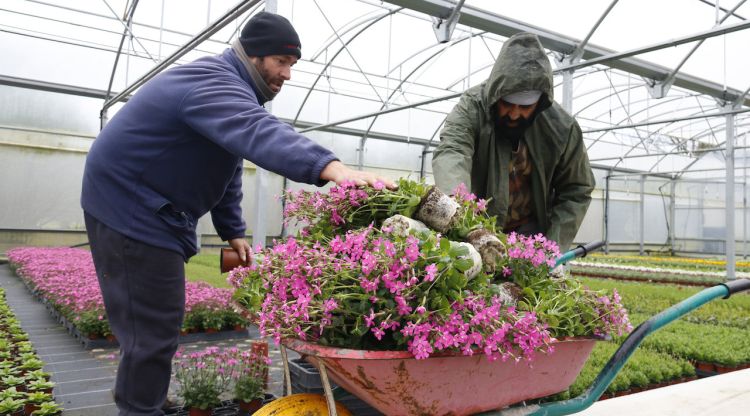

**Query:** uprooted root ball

left=414, top=186, right=461, bottom=233
left=467, top=228, right=505, bottom=273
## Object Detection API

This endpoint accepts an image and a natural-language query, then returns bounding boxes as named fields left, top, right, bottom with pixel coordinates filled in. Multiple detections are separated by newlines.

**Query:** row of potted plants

left=583, top=253, right=750, bottom=273
left=6, top=248, right=250, bottom=340
left=0, top=288, right=63, bottom=416
left=584, top=277, right=750, bottom=330
left=172, top=344, right=270, bottom=416
left=638, top=316, right=750, bottom=369
left=583, top=278, right=750, bottom=370
left=571, top=262, right=727, bottom=286
left=546, top=339, right=696, bottom=400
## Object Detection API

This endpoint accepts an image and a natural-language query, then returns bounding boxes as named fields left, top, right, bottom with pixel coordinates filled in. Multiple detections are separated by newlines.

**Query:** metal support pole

left=251, top=0, right=276, bottom=249
left=670, top=179, right=676, bottom=255
left=725, top=104, right=736, bottom=279
left=562, top=69, right=573, bottom=113
left=604, top=174, right=610, bottom=254
left=745, top=133, right=748, bottom=259
left=432, top=0, right=465, bottom=43
left=640, top=174, right=645, bottom=255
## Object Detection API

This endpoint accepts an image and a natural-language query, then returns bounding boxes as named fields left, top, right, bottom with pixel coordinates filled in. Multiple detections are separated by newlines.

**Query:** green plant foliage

left=29, top=401, right=64, bottom=415
left=0, top=397, right=25, bottom=414
left=581, top=278, right=750, bottom=330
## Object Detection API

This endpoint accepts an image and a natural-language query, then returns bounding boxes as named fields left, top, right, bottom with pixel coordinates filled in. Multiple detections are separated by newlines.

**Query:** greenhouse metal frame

left=1, top=0, right=749, bottom=276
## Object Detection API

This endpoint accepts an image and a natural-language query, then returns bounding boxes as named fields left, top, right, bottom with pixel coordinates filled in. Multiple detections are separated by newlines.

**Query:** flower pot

left=29, top=387, right=54, bottom=395
left=106, top=334, right=117, bottom=343
left=220, top=248, right=248, bottom=273
left=204, top=328, right=219, bottom=334
left=715, top=364, right=737, bottom=374
left=696, top=361, right=716, bottom=373
left=237, top=398, right=263, bottom=413
left=188, top=407, right=212, bottom=416
left=24, top=402, right=41, bottom=416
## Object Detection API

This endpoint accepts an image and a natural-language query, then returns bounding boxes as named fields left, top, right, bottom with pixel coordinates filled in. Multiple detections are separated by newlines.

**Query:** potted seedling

left=26, top=370, right=51, bottom=382
left=29, top=401, right=63, bottom=416
left=14, top=342, right=34, bottom=355
left=19, top=358, right=44, bottom=373
left=2, top=375, right=27, bottom=392
left=27, top=379, right=55, bottom=395
left=0, top=397, right=25, bottom=416
left=233, top=351, right=269, bottom=415
left=23, top=391, right=52, bottom=416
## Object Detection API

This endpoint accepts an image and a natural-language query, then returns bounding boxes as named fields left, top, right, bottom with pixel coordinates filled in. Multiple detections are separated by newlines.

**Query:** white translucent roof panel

left=0, top=0, right=748, bottom=178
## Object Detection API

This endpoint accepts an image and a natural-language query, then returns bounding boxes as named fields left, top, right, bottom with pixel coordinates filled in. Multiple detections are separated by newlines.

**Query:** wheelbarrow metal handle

left=554, top=240, right=606, bottom=268
left=486, top=278, right=750, bottom=416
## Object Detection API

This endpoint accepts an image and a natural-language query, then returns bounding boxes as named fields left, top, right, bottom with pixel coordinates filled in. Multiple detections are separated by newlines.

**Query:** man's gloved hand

left=466, top=228, right=505, bottom=274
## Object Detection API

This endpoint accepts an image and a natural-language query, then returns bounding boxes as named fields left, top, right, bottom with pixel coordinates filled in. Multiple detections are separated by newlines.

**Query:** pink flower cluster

left=402, top=296, right=554, bottom=361
left=283, top=180, right=368, bottom=227
left=173, top=344, right=270, bottom=406
left=230, top=227, right=554, bottom=361
left=451, top=183, right=489, bottom=214
left=7, top=247, right=238, bottom=335
left=593, top=289, right=633, bottom=337
left=505, top=232, right=561, bottom=268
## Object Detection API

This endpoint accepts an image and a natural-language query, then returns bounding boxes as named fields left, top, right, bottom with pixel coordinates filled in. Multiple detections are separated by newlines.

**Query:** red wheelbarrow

left=257, top=242, right=750, bottom=416
left=279, top=337, right=597, bottom=415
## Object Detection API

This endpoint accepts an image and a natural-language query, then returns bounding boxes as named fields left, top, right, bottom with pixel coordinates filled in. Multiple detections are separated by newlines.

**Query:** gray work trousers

left=85, top=212, right=185, bottom=416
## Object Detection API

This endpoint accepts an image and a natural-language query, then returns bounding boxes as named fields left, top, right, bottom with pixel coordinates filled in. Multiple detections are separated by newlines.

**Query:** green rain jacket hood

left=432, top=32, right=594, bottom=250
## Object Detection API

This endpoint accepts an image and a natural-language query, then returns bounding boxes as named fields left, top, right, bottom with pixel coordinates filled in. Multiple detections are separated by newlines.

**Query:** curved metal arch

left=631, top=104, right=736, bottom=171
left=586, top=94, right=691, bottom=153
left=442, top=43, right=563, bottom=90
left=308, top=9, right=389, bottom=62
left=674, top=119, right=750, bottom=178
left=358, top=31, right=487, bottom=166
left=444, top=62, right=491, bottom=90
left=610, top=101, right=722, bottom=169
left=292, top=8, right=401, bottom=125
left=384, top=25, right=495, bottom=78
left=676, top=117, right=749, bottom=147
left=572, top=83, right=643, bottom=118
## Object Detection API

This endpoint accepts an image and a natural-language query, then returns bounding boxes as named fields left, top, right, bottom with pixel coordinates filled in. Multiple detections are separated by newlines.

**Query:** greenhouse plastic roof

left=1, top=0, right=749, bottom=178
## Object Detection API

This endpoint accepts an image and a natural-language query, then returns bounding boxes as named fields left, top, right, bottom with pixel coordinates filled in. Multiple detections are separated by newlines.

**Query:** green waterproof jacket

left=432, top=32, right=595, bottom=250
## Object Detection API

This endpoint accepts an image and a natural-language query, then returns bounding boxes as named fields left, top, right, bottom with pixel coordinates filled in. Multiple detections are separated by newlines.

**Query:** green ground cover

left=186, top=253, right=227, bottom=288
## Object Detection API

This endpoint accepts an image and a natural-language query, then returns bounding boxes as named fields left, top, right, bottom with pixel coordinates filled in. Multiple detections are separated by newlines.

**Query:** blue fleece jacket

left=81, top=48, right=337, bottom=259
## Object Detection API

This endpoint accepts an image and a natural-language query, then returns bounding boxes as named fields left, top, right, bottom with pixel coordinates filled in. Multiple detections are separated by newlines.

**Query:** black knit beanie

left=239, top=12, right=301, bottom=59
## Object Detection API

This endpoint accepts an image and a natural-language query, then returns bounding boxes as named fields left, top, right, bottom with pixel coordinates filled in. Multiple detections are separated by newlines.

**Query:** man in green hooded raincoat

left=432, top=32, right=595, bottom=251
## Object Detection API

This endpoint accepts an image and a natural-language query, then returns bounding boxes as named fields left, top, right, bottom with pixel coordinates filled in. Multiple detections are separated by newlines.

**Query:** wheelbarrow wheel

left=253, top=393, right=353, bottom=416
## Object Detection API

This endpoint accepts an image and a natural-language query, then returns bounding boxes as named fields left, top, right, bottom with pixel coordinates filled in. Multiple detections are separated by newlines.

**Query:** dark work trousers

left=85, top=212, right=185, bottom=416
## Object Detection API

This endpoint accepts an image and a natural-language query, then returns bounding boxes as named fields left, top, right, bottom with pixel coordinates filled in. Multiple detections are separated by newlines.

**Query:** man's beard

left=497, top=114, right=533, bottom=142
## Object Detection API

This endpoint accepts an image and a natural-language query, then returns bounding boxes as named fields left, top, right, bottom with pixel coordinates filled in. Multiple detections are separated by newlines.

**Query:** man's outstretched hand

left=320, top=160, right=397, bottom=189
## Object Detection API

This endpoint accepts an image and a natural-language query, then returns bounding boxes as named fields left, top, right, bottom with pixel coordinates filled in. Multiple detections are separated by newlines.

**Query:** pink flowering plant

left=173, top=346, right=236, bottom=410
left=496, top=232, right=632, bottom=338
left=173, top=346, right=269, bottom=409
left=230, top=179, right=631, bottom=361
left=7, top=248, right=246, bottom=338
left=283, top=178, right=496, bottom=241
left=233, top=348, right=270, bottom=402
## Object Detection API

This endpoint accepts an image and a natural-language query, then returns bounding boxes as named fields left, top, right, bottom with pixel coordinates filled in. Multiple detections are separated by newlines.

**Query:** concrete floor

left=0, top=264, right=287, bottom=416
left=578, top=368, right=750, bottom=416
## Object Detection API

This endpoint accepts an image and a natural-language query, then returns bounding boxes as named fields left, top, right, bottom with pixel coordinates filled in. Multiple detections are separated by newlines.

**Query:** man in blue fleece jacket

left=81, top=12, right=393, bottom=416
